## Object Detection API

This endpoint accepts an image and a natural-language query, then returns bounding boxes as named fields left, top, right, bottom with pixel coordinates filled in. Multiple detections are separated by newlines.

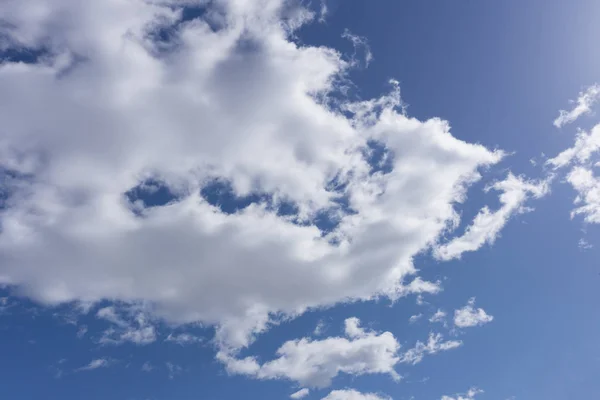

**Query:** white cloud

left=75, top=358, right=113, bottom=372
left=344, top=316, right=366, bottom=338
left=141, top=362, right=154, bottom=372
left=441, top=387, right=483, bottom=400
left=97, top=306, right=157, bottom=345
left=0, top=0, right=504, bottom=353
left=399, top=333, right=462, bottom=365
left=408, top=314, right=422, bottom=324
left=547, top=124, right=600, bottom=169
left=434, top=173, right=550, bottom=261
left=314, top=320, right=327, bottom=336
left=291, top=388, right=310, bottom=399
left=453, top=298, right=493, bottom=328
left=166, top=362, right=183, bottom=379
left=318, top=0, right=328, bottom=23
left=566, top=166, right=600, bottom=223
left=165, top=332, right=203, bottom=346
left=578, top=238, right=593, bottom=250
left=342, top=29, right=373, bottom=68
left=546, top=120, right=600, bottom=223
left=322, top=389, right=390, bottom=400
left=219, top=317, right=401, bottom=388
left=76, top=325, right=88, bottom=338
left=554, top=84, right=600, bottom=128
left=429, top=309, right=446, bottom=324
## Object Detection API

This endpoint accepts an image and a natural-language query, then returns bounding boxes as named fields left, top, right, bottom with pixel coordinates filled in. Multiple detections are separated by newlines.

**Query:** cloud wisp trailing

left=554, top=84, right=600, bottom=128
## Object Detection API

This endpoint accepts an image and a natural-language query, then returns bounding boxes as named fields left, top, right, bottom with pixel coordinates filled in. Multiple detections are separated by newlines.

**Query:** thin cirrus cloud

left=0, top=0, right=513, bottom=357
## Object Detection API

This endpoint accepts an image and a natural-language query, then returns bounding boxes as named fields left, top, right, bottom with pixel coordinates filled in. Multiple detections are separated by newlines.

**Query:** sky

left=1, top=1, right=600, bottom=399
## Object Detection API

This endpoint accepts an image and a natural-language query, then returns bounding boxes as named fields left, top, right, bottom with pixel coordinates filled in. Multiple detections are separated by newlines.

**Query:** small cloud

left=454, top=298, right=494, bottom=328
left=75, top=358, right=114, bottom=372
left=317, top=0, right=328, bottom=23
left=219, top=317, right=401, bottom=388
left=166, top=362, right=183, bottom=379
left=322, top=389, right=391, bottom=400
left=429, top=309, right=447, bottom=324
left=165, top=333, right=202, bottom=346
left=578, top=238, right=593, bottom=250
left=408, top=314, right=422, bottom=324
left=291, top=388, right=310, bottom=399
left=313, top=319, right=327, bottom=336
left=400, top=333, right=462, bottom=365
left=77, top=325, right=88, bottom=338
left=141, top=362, right=154, bottom=372
left=434, top=173, right=550, bottom=261
left=554, top=84, right=600, bottom=128
left=441, top=387, right=483, bottom=400
left=97, top=306, right=157, bottom=345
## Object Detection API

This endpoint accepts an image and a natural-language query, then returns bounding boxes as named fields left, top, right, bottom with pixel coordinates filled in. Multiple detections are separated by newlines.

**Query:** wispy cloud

left=97, top=306, right=156, bottom=346
left=408, top=314, right=422, bottom=324
left=165, top=333, right=203, bottom=346
left=166, top=362, right=183, bottom=379
left=441, top=387, right=483, bottom=400
left=399, top=333, right=462, bottom=365
left=75, top=358, right=114, bottom=372
left=554, top=84, right=600, bottom=128
left=435, top=173, right=550, bottom=261
left=321, top=389, right=391, bottom=400
left=291, top=388, right=310, bottom=399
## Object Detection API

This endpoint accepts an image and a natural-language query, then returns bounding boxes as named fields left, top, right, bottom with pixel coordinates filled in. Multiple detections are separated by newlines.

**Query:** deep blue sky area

left=1, top=1, right=600, bottom=400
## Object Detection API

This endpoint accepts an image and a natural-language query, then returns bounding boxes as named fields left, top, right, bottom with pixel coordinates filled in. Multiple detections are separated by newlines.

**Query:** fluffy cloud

left=554, top=84, right=600, bottom=128
left=218, top=317, right=401, bottom=388
left=453, top=298, right=493, bottom=328
left=291, top=388, right=310, bottom=399
left=0, top=0, right=505, bottom=352
left=434, top=173, right=550, bottom=261
left=321, top=389, right=390, bottom=400
left=440, top=387, right=483, bottom=400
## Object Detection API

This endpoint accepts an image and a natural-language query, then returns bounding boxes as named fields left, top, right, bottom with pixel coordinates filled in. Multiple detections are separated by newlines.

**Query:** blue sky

left=1, top=1, right=600, bottom=400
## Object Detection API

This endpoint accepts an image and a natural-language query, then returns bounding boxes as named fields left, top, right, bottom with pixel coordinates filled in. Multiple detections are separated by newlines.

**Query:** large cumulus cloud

left=0, top=0, right=504, bottom=351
